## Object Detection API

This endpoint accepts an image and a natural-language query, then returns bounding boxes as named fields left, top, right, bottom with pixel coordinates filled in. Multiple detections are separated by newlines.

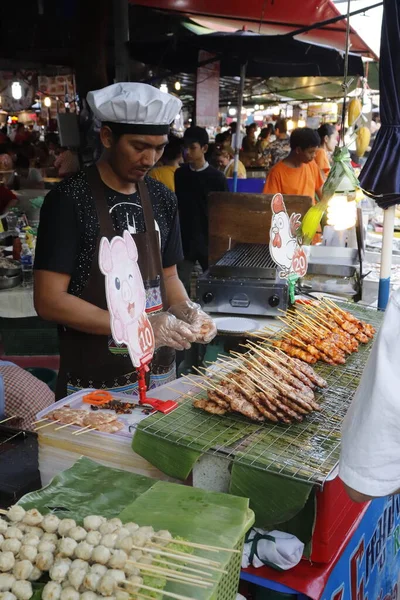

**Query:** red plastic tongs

left=136, top=361, right=178, bottom=414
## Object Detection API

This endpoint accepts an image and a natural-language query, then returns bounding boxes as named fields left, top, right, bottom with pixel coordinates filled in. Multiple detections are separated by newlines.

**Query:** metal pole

left=232, top=62, right=247, bottom=192
left=378, top=205, right=395, bottom=310
left=114, top=0, right=130, bottom=82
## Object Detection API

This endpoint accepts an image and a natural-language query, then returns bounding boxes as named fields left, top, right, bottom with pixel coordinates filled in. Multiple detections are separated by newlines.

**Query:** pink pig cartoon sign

left=99, top=230, right=155, bottom=368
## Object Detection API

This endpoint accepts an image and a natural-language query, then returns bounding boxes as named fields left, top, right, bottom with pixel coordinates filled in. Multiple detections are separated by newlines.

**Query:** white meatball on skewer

left=2, top=540, right=22, bottom=555
left=86, top=532, right=102, bottom=546
left=97, top=574, right=117, bottom=597
left=0, top=552, right=15, bottom=572
left=2, top=592, right=17, bottom=600
left=36, top=552, right=54, bottom=572
left=42, top=534, right=58, bottom=545
left=70, top=559, right=89, bottom=572
left=22, top=510, right=43, bottom=527
left=0, top=520, right=8, bottom=535
left=60, top=587, right=79, bottom=600
left=38, top=541, right=56, bottom=555
left=83, top=572, right=101, bottom=592
left=19, top=546, right=37, bottom=563
left=107, top=550, right=127, bottom=570
left=83, top=517, right=105, bottom=532
left=68, top=527, right=86, bottom=543
left=6, top=507, right=26, bottom=524
left=57, top=520, right=76, bottom=538
left=4, top=529, right=23, bottom=542
left=75, top=542, right=93, bottom=561
left=27, top=567, right=42, bottom=582
left=58, top=539, right=77, bottom=559
left=68, top=567, right=87, bottom=591
left=41, top=516, right=60, bottom=534
left=49, top=560, right=71, bottom=584
left=81, top=593, right=98, bottom=600
left=11, top=580, right=33, bottom=600
left=20, top=536, right=40, bottom=548
left=100, top=535, right=117, bottom=550
left=13, top=561, right=33, bottom=581
left=42, top=581, right=62, bottom=600
left=0, top=573, right=16, bottom=591
left=91, top=547, right=110, bottom=566
left=90, top=565, right=107, bottom=577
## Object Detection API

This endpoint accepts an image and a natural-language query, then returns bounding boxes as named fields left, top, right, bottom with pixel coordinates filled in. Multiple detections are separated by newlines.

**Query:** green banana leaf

left=18, top=458, right=253, bottom=600
left=19, top=456, right=156, bottom=520
left=229, top=465, right=315, bottom=557
left=301, top=146, right=360, bottom=244
left=132, top=398, right=260, bottom=480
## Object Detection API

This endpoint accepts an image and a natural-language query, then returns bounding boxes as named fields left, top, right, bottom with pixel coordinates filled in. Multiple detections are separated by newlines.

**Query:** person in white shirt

left=339, top=288, right=400, bottom=502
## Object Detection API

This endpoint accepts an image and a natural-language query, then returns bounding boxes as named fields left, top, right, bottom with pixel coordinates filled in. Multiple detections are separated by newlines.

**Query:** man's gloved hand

left=149, top=312, right=197, bottom=351
left=168, top=300, right=217, bottom=344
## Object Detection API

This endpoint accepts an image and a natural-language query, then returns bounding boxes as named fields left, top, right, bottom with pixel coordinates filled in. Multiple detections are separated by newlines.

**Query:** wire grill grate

left=138, top=304, right=384, bottom=486
left=210, top=243, right=277, bottom=279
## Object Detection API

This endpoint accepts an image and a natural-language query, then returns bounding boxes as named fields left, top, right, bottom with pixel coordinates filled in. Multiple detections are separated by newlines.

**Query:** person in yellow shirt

left=263, top=128, right=324, bottom=203
left=315, top=123, right=338, bottom=175
left=150, top=134, right=183, bottom=192
left=214, top=147, right=247, bottom=179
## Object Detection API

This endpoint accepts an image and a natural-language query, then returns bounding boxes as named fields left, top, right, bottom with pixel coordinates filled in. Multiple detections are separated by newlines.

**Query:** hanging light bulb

left=287, top=119, right=294, bottom=131
left=44, top=97, right=52, bottom=108
left=298, top=119, right=306, bottom=128
left=254, top=104, right=260, bottom=110
left=159, top=83, right=168, bottom=94
left=174, top=81, right=181, bottom=91
left=259, top=104, right=264, bottom=110
left=228, top=107, right=237, bottom=116
left=11, top=82, right=22, bottom=100
left=327, top=196, right=357, bottom=231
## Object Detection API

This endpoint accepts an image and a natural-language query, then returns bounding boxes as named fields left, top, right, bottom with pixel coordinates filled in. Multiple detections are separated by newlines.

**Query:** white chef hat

left=87, top=82, right=182, bottom=135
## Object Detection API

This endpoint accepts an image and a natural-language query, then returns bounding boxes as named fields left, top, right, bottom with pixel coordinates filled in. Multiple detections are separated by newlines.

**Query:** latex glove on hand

left=168, top=300, right=217, bottom=344
left=149, top=311, right=197, bottom=351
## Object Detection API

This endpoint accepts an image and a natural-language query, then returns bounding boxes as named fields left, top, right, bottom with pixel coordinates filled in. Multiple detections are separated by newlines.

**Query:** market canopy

left=129, top=27, right=364, bottom=79
left=131, top=0, right=378, bottom=59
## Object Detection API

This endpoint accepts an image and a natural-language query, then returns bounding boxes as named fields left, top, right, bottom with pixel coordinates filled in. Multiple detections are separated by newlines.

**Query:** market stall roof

left=129, top=26, right=364, bottom=79
left=131, top=0, right=378, bottom=59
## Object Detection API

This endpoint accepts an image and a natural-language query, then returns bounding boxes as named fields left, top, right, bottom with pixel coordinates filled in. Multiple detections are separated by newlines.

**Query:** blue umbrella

left=359, top=0, right=400, bottom=309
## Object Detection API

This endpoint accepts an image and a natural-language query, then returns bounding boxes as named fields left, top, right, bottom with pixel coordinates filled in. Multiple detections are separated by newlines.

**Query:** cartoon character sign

left=269, top=193, right=308, bottom=278
left=99, top=230, right=155, bottom=368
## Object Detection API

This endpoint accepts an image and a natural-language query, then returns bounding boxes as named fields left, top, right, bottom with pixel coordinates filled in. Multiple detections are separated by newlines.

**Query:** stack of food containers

left=35, top=389, right=175, bottom=485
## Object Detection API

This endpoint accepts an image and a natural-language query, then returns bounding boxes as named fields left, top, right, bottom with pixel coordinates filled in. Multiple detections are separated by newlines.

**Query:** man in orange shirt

left=263, top=128, right=324, bottom=203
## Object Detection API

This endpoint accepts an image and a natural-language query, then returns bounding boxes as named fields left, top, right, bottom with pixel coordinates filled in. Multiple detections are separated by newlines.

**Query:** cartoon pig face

left=99, top=230, right=146, bottom=328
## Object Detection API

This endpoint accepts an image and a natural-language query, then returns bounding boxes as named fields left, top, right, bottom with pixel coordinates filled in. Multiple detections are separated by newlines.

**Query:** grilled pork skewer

left=289, top=357, right=327, bottom=388
left=273, top=341, right=317, bottom=364
left=217, top=383, right=265, bottom=423
left=194, top=398, right=227, bottom=415
left=272, top=352, right=316, bottom=389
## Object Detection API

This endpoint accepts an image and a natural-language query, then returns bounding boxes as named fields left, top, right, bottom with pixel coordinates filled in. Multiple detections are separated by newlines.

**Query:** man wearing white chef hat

left=340, top=288, right=400, bottom=502
left=34, top=83, right=216, bottom=399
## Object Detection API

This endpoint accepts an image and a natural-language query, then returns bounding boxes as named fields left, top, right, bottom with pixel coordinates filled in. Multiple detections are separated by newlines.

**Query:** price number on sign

left=292, top=247, right=308, bottom=277
left=138, top=318, right=155, bottom=354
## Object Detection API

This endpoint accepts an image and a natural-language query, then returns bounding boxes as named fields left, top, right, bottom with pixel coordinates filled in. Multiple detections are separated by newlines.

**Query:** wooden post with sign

left=195, top=50, right=220, bottom=128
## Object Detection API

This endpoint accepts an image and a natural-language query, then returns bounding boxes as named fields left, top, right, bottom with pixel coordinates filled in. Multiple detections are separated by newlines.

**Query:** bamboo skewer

left=35, top=420, right=60, bottom=430
left=131, top=543, right=221, bottom=567
left=32, top=418, right=48, bottom=425
left=0, top=415, right=17, bottom=425
left=122, top=580, right=197, bottom=600
left=153, top=558, right=228, bottom=577
left=151, top=557, right=217, bottom=577
left=125, top=561, right=213, bottom=588
left=54, top=422, right=77, bottom=431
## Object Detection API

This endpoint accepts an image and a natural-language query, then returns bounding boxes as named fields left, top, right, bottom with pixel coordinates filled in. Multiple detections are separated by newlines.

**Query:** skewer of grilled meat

left=270, top=351, right=316, bottom=389
left=194, top=398, right=227, bottom=415
left=290, top=357, right=327, bottom=388
left=217, top=381, right=265, bottom=422
left=273, top=340, right=317, bottom=364
left=230, top=370, right=308, bottom=421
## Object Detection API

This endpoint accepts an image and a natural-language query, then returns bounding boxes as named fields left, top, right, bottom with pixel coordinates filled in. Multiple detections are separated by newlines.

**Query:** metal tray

left=0, top=273, right=22, bottom=290
left=0, top=259, right=21, bottom=277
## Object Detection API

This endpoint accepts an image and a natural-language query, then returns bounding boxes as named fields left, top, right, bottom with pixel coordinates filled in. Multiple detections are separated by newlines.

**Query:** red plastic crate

left=310, top=474, right=367, bottom=563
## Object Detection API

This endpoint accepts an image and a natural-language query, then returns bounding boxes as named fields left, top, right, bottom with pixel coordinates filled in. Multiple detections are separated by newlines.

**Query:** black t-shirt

left=174, top=163, right=228, bottom=261
left=34, top=171, right=183, bottom=297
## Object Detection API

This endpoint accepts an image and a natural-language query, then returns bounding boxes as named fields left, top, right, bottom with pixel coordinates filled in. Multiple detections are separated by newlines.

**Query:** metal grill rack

left=209, top=243, right=277, bottom=279
left=138, top=304, right=384, bottom=487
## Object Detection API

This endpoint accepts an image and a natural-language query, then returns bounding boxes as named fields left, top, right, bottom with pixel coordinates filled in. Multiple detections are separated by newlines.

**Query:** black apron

left=55, top=165, right=175, bottom=400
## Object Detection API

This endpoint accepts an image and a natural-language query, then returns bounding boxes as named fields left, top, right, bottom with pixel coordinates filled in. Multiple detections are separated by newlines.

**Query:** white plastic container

left=36, top=389, right=177, bottom=485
